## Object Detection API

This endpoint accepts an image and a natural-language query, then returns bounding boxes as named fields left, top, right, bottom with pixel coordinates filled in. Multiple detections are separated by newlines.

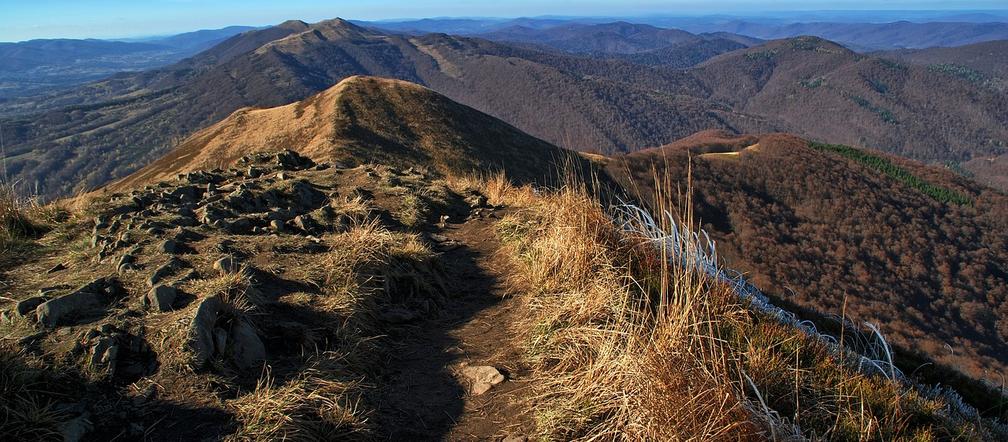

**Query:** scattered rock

left=292, top=214, right=323, bottom=235
left=46, top=262, right=68, bottom=274
left=187, top=295, right=265, bottom=370
left=269, top=219, right=285, bottom=232
left=213, top=256, right=241, bottom=274
left=461, top=365, right=506, bottom=395
left=116, top=253, right=137, bottom=273
left=465, top=192, right=488, bottom=209
left=160, top=239, right=179, bottom=254
left=149, top=257, right=186, bottom=287
left=145, top=285, right=178, bottom=312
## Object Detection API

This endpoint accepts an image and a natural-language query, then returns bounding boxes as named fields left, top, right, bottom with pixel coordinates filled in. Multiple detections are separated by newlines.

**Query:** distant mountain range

left=361, top=16, right=1008, bottom=50
left=1, top=18, right=1007, bottom=197
left=0, top=26, right=256, bottom=99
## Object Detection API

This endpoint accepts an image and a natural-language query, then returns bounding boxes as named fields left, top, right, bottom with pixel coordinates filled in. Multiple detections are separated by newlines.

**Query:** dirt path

left=371, top=210, right=535, bottom=441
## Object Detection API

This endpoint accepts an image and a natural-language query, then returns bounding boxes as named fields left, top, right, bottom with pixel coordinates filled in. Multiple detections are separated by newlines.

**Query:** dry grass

left=491, top=171, right=1005, bottom=441
left=498, top=183, right=759, bottom=440
left=220, top=214, right=441, bottom=438
left=0, top=184, right=67, bottom=266
left=227, top=356, right=369, bottom=441
left=446, top=171, right=539, bottom=207
left=0, top=347, right=69, bottom=441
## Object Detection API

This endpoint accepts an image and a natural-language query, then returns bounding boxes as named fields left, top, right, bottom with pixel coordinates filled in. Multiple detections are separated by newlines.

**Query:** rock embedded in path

left=461, top=365, right=506, bottom=396
left=35, top=279, right=118, bottom=327
left=145, top=285, right=178, bottom=312
left=148, top=257, right=185, bottom=287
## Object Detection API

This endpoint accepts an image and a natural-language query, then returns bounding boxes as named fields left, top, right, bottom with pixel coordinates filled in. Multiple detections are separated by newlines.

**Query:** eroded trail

left=371, top=211, right=535, bottom=441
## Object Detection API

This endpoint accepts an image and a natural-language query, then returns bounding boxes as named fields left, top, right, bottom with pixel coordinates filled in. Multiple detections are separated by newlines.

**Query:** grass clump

left=227, top=359, right=368, bottom=442
left=0, top=348, right=71, bottom=441
left=0, top=185, right=66, bottom=266
left=499, top=185, right=758, bottom=440
left=810, top=141, right=972, bottom=206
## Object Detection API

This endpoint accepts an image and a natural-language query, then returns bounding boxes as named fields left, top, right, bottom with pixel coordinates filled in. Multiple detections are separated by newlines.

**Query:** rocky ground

left=1, top=150, right=536, bottom=441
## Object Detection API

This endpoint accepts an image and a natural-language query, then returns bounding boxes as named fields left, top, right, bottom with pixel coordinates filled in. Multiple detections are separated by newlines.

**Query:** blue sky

left=2, top=0, right=1006, bottom=41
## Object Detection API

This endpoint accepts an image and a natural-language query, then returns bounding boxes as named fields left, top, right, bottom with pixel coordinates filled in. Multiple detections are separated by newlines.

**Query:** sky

left=2, top=0, right=1007, bottom=42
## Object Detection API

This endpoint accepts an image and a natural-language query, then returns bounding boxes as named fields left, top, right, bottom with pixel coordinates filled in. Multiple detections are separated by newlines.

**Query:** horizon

left=2, top=1, right=1008, bottom=42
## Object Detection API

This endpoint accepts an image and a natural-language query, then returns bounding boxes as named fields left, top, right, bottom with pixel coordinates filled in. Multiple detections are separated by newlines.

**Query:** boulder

left=188, top=296, right=223, bottom=368
left=36, top=279, right=116, bottom=327
left=460, top=365, right=505, bottom=396
left=213, top=256, right=241, bottom=274
left=145, top=286, right=178, bottom=312
left=228, top=320, right=266, bottom=370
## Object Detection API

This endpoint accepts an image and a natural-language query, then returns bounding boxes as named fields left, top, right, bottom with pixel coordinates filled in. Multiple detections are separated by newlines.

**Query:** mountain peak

left=110, top=76, right=576, bottom=190
left=277, top=19, right=310, bottom=31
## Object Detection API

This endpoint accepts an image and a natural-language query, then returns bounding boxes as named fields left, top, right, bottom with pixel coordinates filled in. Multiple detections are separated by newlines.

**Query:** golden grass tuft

left=446, top=171, right=538, bottom=207
left=499, top=184, right=759, bottom=440
left=226, top=357, right=369, bottom=441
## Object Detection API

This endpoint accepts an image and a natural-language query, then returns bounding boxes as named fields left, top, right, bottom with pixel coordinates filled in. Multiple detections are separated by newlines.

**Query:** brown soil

left=372, top=210, right=535, bottom=441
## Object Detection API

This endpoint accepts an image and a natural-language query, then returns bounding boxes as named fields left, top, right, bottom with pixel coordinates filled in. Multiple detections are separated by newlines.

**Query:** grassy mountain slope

left=111, top=75, right=576, bottom=190
left=1, top=18, right=767, bottom=197
left=479, top=22, right=700, bottom=54
left=0, top=27, right=257, bottom=99
left=702, top=20, right=1008, bottom=50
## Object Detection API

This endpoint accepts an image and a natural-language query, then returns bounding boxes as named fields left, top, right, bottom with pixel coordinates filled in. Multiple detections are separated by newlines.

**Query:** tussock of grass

left=499, top=185, right=758, bottom=440
left=0, top=184, right=66, bottom=265
left=227, top=357, right=368, bottom=441
left=0, top=349, right=69, bottom=441
left=446, top=171, right=539, bottom=207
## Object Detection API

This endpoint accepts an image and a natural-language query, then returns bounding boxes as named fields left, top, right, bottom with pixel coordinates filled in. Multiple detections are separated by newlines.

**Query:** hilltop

left=2, top=77, right=1004, bottom=441
left=111, top=76, right=575, bottom=190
